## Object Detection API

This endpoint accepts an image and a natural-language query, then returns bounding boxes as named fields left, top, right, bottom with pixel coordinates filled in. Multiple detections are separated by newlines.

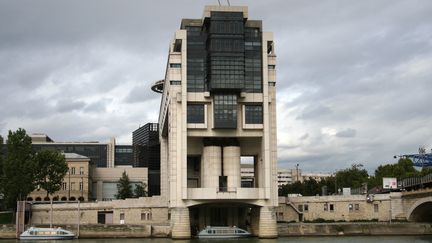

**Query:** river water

left=1, top=236, right=432, bottom=243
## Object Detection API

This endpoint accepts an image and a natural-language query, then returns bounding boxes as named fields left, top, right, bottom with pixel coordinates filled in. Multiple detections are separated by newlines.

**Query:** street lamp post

left=296, top=163, right=299, bottom=182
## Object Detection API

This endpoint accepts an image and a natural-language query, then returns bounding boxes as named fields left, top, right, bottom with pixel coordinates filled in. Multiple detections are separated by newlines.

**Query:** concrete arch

left=407, top=196, right=432, bottom=222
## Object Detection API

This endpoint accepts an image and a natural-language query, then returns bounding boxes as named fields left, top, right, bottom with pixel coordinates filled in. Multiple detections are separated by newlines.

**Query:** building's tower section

left=155, top=5, right=278, bottom=239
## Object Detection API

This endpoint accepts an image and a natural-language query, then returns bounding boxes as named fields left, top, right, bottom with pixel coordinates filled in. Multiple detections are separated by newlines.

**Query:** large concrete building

left=154, top=5, right=278, bottom=238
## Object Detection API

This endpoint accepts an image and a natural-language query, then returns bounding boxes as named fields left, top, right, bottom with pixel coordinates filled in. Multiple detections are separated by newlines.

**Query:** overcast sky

left=1, top=0, right=432, bottom=173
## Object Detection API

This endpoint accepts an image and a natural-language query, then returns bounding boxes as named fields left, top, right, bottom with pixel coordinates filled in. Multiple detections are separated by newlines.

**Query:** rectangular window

left=348, top=204, right=353, bottom=212
left=245, top=105, right=263, bottom=124
left=62, top=182, right=67, bottom=190
left=324, top=203, right=328, bottom=211
left=187, top=104, right=205, bottom=123
left=79, top=167, right=84, bottom=175
left=269, top=82, right=276, bottom=87
left=71, top=182, right=76, bottom=190
left=330, top=204, right=334, bottom=211
left=304, top=204, right=309, bottom=212
left=354, top=204, right=360, bottom=211
left=268, top=65, right=276, bottom=69
left=170, top=63, right=181, bottom=68
left=71, top=167, right=76, bottom=175
left=170, top=80, right=181, bottom=85
left=214, top=94, right=237, bottom=128
left=79, top=182, right=83, bottom=191
left=374, top=204, right=379, bottom=213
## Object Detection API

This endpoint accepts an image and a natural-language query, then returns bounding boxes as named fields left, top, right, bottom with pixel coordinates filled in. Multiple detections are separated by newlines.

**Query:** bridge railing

left=400, top=173, right=432, bottom=188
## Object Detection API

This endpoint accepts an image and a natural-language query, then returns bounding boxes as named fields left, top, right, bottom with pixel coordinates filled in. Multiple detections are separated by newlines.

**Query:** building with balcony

left=155, top=5, right=278, bottom=238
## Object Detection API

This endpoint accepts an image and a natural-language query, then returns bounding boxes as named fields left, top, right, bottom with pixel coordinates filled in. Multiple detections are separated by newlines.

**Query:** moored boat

left=197, top=226, right=251, bottom=239
left=20, top=227, right=75, bottom=240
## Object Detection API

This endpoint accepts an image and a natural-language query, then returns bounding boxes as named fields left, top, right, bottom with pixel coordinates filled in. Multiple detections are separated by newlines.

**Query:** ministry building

left=155, top=5, right=278, bottom=238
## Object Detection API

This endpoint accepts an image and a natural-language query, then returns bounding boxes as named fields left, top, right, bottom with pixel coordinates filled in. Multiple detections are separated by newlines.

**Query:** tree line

left=279, top=159, right=432, bottom=196
left=0, top=128, right=68, bottom=209
left=0, top=128, right=147, bottom=210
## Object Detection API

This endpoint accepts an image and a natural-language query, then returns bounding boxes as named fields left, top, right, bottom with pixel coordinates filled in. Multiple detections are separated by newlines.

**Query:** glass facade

left=182, top=11, right=265, bottom=129
left=186, top=26, right=207, bottom=92
left=183, top=11, right=263, bottom=94
left=245, top=105, right=263, bottom=124
left=187, top=104, right=205, bottom=123
left=214, top=94, right=237, bottom=128
left=32, top=144, right=108, bottom=167
left=115, top=145, right=134, bottom=166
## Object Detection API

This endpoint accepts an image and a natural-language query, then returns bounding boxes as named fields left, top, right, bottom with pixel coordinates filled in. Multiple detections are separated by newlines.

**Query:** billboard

left=383, top=177, right=397, bottom=189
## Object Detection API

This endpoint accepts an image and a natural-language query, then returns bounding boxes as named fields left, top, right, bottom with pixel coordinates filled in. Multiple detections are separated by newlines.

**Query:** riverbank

left=1, top=222, right=432, bottom=239
left=0, top=224, right=171, bottom=239
left=278, top=222, right=432, bottom=236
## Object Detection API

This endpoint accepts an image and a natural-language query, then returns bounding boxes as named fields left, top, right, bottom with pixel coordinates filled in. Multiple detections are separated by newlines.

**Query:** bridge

left=391, top=188, right=432, bottom=222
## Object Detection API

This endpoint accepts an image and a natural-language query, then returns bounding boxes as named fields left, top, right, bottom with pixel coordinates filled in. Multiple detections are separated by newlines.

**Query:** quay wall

left=2, top=222, right=432, bottom=238
left=278, top=222, right=432, bottom=236
left=0, top=224, right=171, bottom=239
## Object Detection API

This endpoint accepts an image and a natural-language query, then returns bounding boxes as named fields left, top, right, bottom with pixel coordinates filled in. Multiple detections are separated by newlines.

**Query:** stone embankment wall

left=0, top=225, right=15, bottom=239
left=0, top=224, right=170, bottom=239
left=278, top=223, right=432, bottom=236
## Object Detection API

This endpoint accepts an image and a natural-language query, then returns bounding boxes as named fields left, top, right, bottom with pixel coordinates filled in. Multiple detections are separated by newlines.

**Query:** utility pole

left=296, top=163, right=299, bottom=182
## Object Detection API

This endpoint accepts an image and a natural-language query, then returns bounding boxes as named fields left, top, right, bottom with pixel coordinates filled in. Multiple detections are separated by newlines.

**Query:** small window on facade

left=79, top=167, right=84, bottom=175
left=354, top=204, right=359, bottom=211
left=187, top=104, right=205, bottom=123
left=62, top=182, right=67, bottom=190
left=141, top=212, right=151, bottom=221
left=330, top=204, right=334, bottom=211
left=267, top=41, right=274, bottom=54
left=79, top=182, right=83, bottom=191
left=304, top=204, right=309, bottom=212
left=348, top=204, right=353, bottom=212
left=173, top=39, right=182, bottom=52
left=268, top=65, right=276, bottom=69
left=170, top=63, right=181, bottom=68
left=269, top=82, right=276, bottom=87
left=71, top=167, right=76, bottom=175
left=170, top=80, right=181, bottom=85
left=245, top=105, right=263, bottom=124
left=324, top=203, right=328, bottom=211
left=374, top=204, right=379, bottom=213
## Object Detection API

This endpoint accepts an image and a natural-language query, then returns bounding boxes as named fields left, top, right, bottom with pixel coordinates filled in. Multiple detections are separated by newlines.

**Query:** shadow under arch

left=407, top=196, right=432, bottom=222
left=187, top=202, right=262, bottom=236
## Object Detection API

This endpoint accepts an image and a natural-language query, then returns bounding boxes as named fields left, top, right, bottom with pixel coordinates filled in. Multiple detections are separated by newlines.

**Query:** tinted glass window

left=245, top=105, right=263, bottom=124
left=187, top=104, right=205, bottom=123
left=214, top=94, right=237, bottom=128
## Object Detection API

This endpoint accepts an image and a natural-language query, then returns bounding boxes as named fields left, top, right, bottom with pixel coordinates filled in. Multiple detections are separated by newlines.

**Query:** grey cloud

left=1, top=0, right=432, bottom=173
left=296, top=104, right=332, bottom=120
left=336, top=128, right=357, bottom=138
left=56, top=99, right=86, bottom=113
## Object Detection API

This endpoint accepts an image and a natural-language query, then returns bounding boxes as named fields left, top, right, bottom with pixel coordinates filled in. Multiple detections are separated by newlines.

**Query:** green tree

left=133, top=183, right=148, bottom=198
left=2, top=128, right=37, bottom=209
left=335, top=163, right=369, bottom=189
left=369, top=158, right=420, bottom=188
left=116, top=171, right=133, bottom=199
left=34, top=150, right=68, bottom=197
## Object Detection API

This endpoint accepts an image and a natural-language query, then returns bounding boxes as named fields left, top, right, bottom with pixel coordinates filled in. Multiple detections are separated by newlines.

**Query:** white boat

left=197, top=226, right=251, bottom=239
left=20, top=227, right=75, bottom=240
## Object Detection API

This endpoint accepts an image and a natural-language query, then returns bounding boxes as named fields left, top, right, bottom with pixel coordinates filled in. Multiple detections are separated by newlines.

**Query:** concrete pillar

left=201, top=146, right=222, bottom=188
left=223, top=146, right=241, bottom=190
left=171, top=207, right=191, bottom=239
left=258, top=206, right=278, bottom=238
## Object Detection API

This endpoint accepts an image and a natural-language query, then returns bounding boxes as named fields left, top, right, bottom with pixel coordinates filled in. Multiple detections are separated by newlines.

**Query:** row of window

left=69, top=167, right=85, bottom=175
left=61, top=182, right=84, bottom=191
left=186, top=103, right=263, bottom=125
left=298, top=203, right=380, bottom=213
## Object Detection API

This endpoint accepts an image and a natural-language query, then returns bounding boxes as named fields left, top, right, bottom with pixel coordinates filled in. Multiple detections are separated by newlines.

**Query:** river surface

left=2, top=236, right=432, bottom=243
